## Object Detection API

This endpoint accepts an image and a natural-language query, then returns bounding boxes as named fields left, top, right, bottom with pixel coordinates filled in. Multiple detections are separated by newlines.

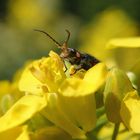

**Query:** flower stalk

left=112, top=123, right=120, bottom=140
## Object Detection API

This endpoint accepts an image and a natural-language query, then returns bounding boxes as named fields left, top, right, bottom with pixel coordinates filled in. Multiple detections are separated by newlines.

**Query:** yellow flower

left=0, top=51, right=107, bottom=139
left=18, top=51, right=107, bottom=139
left=80, top=8, right=138, bottom=70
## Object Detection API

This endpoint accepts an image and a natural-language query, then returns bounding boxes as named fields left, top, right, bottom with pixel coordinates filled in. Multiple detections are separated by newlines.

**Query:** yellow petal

left=0, top=126, right=30, bottom=140
left=84, top=62, right=107, bottom=86
left=41, top=93, right=86, bottom=139
left=58, top=94, right=96, bottom=132
left=16, top=126, right=30, bottom=140
left=59, top=77, right=96, bottom=97
left=0, top=95, right=47, bottom=132
left=120, top=90, right=140, bottom=133
left=49, top=51, right=65, bottom=73
left=19, top=64, right=43, bottom=95
left=106, top=37, right=140, bottom=49
left=19, top=51, right=66, bottom=94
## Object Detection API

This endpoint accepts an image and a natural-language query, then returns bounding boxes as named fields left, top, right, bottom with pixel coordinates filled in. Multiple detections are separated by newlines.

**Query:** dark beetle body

left=34, top=29, right=100, bottom=72
left=60, top=48, right=100, bottom=71
left=78, top=53, right=100, bottom=70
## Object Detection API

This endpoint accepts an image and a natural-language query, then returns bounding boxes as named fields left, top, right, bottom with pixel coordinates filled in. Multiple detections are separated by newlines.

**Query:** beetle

left=34, top=29, right=100, bottom=73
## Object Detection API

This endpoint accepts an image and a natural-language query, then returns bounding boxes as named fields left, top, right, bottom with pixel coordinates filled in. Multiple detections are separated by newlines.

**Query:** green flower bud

left=104, top=68, right=134, bottom=123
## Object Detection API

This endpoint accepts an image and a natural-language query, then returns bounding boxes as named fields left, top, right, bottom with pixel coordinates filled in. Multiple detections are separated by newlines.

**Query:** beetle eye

left=70, top=49, right=76, bottom=55
left=66, top=48, right=76, bottom=57
left=70, top=48, right=75, bottom=52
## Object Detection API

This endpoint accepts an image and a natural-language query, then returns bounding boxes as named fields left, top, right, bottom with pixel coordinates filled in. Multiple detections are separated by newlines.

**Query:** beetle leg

left=64, top=65, right=67, bottom=72
left=70, top=65, right=82, bottom=75
left=63, top=60, right=68, bottom=72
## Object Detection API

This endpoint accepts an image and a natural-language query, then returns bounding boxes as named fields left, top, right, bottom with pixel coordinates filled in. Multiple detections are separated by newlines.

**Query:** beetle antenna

left=34, top=29, right=62, bottom=48
left=65, top=29, right=70, bottom=44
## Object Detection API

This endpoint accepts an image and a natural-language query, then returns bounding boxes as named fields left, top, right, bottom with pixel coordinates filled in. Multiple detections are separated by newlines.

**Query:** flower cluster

left=1, top=37, right=140, bottom=140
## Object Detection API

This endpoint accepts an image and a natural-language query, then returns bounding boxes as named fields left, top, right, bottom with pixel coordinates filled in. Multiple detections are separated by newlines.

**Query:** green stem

left=112, top=123, right=120, bottom=140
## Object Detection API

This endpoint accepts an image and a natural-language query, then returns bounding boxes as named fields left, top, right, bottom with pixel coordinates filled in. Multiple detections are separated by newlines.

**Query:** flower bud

left=104, top=68, right=134, bottom=123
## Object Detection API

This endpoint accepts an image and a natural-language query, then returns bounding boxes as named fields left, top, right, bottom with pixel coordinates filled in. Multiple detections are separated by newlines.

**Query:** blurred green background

left=0, top=0, right=140, bottom=80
